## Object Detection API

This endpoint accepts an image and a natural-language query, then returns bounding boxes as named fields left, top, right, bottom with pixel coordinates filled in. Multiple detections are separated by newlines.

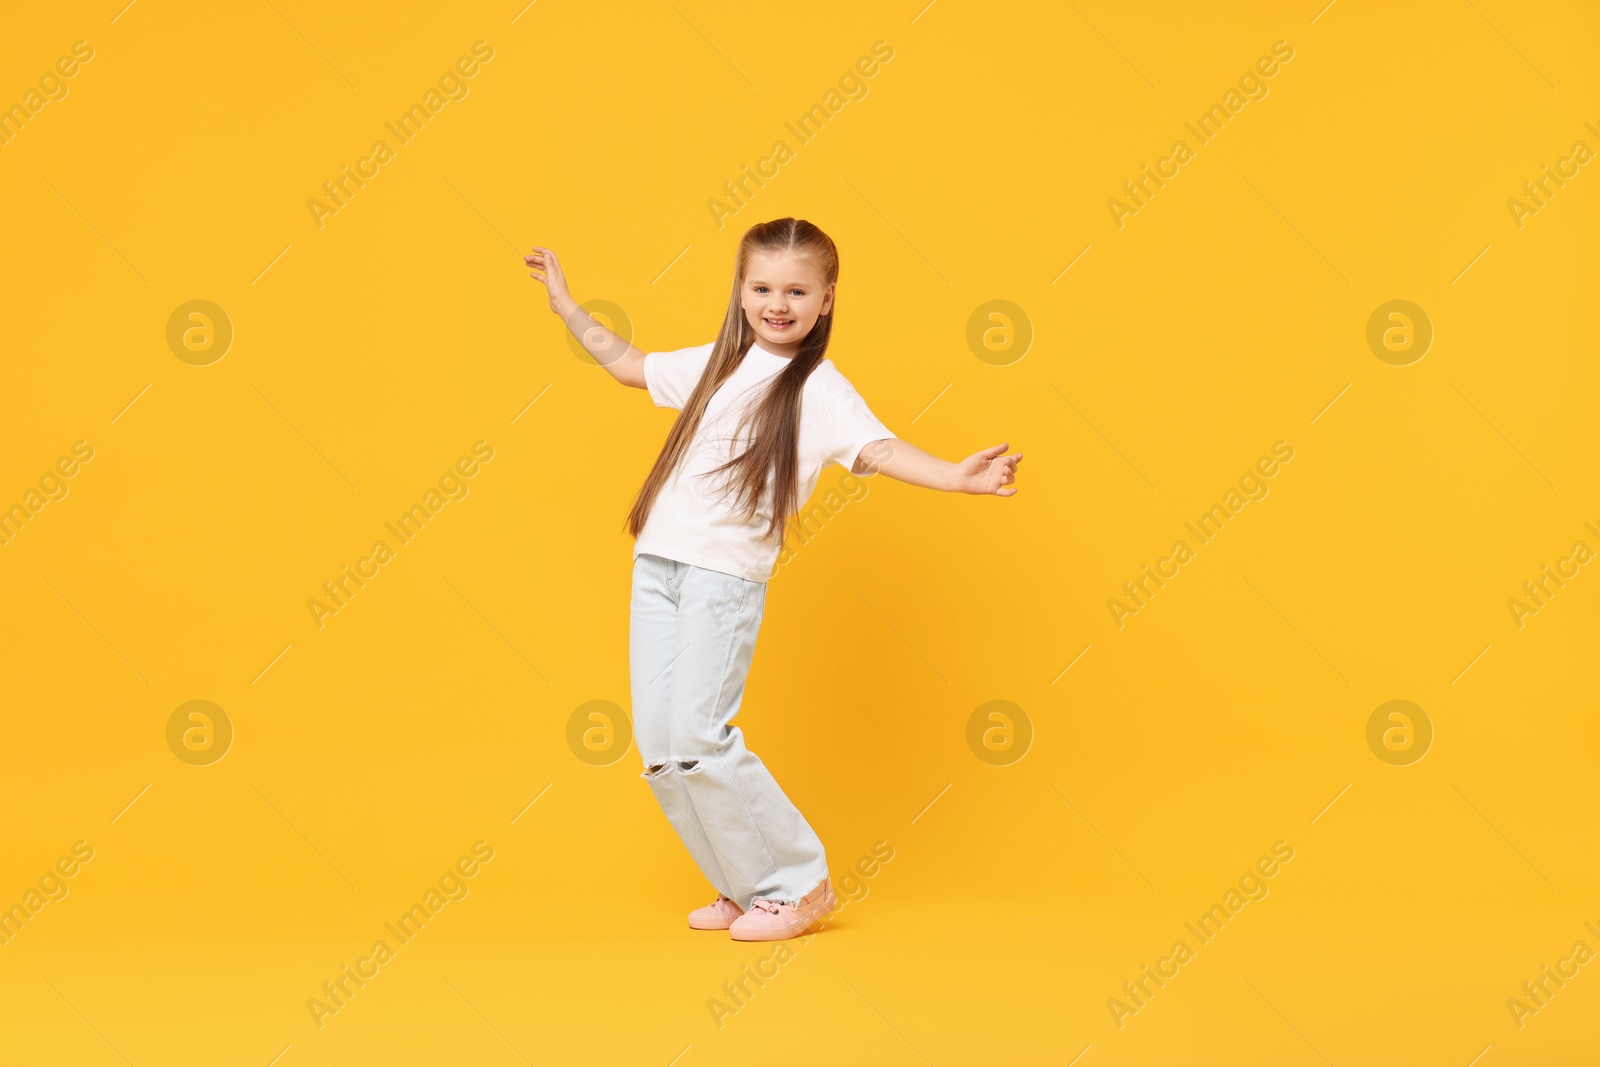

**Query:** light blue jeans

left=630, top=552, right=829, bottom=908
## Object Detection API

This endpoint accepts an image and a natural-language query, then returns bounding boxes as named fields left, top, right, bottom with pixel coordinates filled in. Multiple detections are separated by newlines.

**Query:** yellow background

left=2, top=0, right=1597, bottom=1063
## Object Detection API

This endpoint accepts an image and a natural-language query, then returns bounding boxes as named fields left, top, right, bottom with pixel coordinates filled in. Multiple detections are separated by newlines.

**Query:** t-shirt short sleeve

left=643, top=342, right=715, bottom=410
left=820, top=386, right=895, bottom=475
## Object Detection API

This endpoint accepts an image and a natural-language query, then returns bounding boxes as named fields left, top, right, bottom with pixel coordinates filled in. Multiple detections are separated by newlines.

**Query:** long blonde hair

left=626, top=217, right=840, bottom=546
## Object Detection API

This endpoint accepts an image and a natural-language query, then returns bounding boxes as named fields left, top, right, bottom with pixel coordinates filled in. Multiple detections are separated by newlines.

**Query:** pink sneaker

left=728, top=878, right=836, bottom=941
left=688, top=894, right=744, bottom=930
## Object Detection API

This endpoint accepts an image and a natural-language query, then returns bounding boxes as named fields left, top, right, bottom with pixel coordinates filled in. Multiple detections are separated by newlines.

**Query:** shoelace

left=749, top=898, right=784, bottom=915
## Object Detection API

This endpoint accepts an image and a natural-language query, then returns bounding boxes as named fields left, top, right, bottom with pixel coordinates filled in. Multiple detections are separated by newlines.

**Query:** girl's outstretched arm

left=525, top=245, right=649, bottom=388
left=854, top=439, right=1022, bottom=496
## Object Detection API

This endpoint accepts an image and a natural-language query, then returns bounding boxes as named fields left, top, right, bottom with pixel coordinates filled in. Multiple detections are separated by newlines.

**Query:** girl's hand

left=956, top=442, right=1023, bottom=496
left=524, top=245, right=574, bottom=315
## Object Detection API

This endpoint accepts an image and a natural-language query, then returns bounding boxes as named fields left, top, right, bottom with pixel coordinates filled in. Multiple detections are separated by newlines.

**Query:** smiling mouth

left=763, top=317, right=795, bottom=330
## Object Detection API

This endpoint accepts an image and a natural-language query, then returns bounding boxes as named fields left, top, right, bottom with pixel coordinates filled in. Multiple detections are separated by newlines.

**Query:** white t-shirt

left=634, top=340, right=895, bottom=583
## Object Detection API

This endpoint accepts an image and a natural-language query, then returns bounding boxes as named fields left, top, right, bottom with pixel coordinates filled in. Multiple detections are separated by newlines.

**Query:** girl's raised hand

left=524, top=245, right=574, bottom=313
left=957, top=442, right=1023, bottom=496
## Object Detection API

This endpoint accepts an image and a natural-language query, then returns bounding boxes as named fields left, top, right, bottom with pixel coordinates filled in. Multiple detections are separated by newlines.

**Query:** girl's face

left=740, top=250, right=834, bottom=358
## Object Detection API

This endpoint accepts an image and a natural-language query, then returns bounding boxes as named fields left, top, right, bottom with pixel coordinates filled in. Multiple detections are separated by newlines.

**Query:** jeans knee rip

left=642, top=760, right=703, bottom=778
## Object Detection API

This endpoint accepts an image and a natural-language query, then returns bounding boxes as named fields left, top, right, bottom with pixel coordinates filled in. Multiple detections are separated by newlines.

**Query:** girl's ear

left=821, top=282, right=835, bottom=316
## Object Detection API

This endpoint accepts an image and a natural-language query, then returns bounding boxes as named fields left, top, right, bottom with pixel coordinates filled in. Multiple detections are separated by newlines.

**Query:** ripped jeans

left=630, top=552, right=829, bottom=909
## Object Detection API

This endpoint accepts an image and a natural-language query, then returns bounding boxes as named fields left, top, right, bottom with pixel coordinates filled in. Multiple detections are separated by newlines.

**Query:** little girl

left=526, top=218, right=1021, bottom=941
